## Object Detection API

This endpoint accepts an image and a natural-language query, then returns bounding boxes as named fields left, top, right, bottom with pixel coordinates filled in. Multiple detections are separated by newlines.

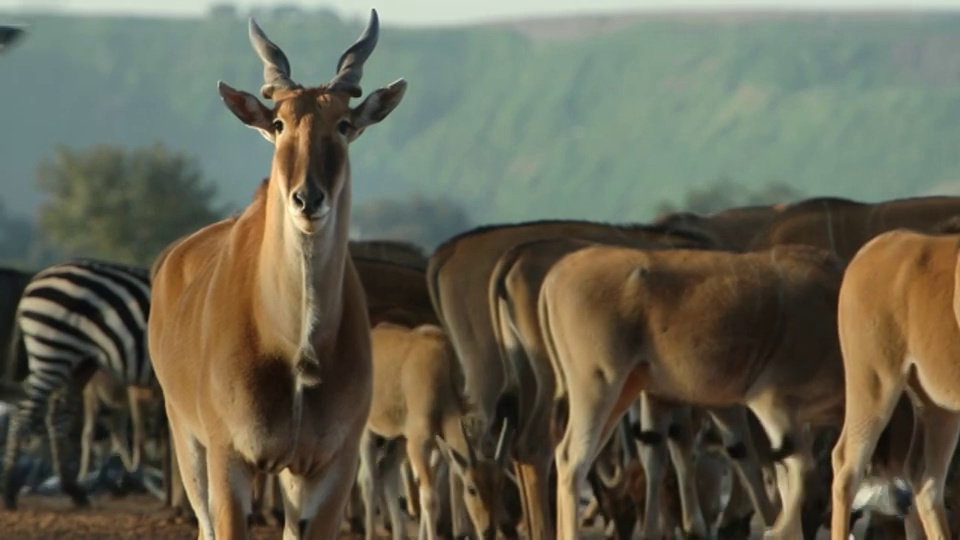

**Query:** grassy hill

left=2, top=8, right=960, bottom=225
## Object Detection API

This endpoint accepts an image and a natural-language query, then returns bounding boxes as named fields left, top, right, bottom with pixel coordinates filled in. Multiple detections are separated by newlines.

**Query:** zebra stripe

left=2, top=259, right=153, bottom=509
left=18, top=261, right=151, bottom=386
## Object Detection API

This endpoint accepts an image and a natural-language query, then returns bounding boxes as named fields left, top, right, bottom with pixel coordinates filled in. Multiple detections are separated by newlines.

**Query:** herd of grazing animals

left=7, top=14, right=960, bottom=540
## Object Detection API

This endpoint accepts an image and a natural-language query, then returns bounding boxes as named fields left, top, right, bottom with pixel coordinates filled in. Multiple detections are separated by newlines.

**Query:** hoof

left=347, top=516, right=364, bottom=534
left=716, top=511, right=754, bottom=540
left=894, top=485, right=913, bottom=517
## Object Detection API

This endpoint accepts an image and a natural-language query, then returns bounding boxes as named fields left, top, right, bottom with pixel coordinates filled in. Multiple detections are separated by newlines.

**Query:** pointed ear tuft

left=218, top=80, right=274, bottom=134
left=349, top=78, right=407, bottom=138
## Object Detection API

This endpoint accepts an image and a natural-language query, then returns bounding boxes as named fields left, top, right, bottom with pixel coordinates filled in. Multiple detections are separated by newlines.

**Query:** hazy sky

left=2, top=0, right=960, bottom=26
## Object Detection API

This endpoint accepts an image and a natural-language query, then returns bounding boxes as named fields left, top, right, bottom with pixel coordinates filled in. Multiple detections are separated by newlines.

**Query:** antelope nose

left=292, top=188, right=325, bottom=216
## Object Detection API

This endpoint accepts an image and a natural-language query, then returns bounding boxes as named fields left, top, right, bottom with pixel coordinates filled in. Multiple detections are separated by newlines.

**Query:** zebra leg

left=2, top=375, right=54, bottom=510
left=3, top=399, right=38, bottom=509
left=46, top=381, right=89, bottom=507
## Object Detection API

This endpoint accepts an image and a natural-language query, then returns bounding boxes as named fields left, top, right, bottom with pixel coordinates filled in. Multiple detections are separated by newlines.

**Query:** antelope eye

left=272, top=119, right=284, bottom=133
left=466, top=486, right=478, bottom=497
left=337, top=119, right=353, bottom=135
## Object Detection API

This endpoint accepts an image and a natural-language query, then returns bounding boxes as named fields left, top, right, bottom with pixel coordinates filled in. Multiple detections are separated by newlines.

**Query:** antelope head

left=217, top=9, right=406, bottom=237
left=436, top=418, right=515, bottom=539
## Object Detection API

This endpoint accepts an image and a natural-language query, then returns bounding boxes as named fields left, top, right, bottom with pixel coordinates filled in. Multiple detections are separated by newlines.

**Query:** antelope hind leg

left=748, top=398, right=812, bottom=540
left=663, top=404, right=708, bottom=538
left=708, top=406, right=780, bottom=529
left=908, top=405, right=960, bottom=539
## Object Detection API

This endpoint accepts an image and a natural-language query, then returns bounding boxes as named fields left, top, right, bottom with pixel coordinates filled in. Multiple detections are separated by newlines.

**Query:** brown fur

left=428, top=220, right=714, bottom=537
left=749, top=195, right=960, bottom=261
left=746, top=195, right=960, bottom=536
left=148, top=13, right=406, bottom=539
left=360, top=323, right=507, bottom=540
left=353, top=258, right=437, bottom=328
left=248, top=257, right=436, bottom=529
left=487, top=233, right=742, bottom=539
left=654, top=203, right=785, bottom=251
left=830, top=230, right=960, bottom=539
left=539, top=244, right=845, bottom=539
left=349, top=239, right=428, bottom=270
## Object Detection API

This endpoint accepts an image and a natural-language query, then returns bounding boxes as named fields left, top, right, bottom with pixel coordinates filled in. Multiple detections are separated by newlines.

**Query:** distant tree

left=655, top=176, right=804, bottom=218
left=352, top=195, right=473, bottom=250
left=36, top=143, right=224, bottom=267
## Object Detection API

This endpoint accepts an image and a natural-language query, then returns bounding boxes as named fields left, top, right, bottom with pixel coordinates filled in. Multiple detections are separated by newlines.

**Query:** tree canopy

left=36, top=143, right=224, bottom=267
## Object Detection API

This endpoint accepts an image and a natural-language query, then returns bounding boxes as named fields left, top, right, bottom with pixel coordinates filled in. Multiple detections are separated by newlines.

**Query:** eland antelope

left=539, top=243, right=846, bottom=539
left=147, top=11, right=406, bottom=539
left=361, top=322, right=513, bottom=540
left=830, top=228, right=960, bottom=540
left=487, top=232, right=768, bottom=539
left=428, top=219, right=728, bottom=537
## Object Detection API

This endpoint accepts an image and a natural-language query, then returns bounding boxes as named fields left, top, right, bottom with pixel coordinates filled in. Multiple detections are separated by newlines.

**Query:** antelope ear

left=347, top=78, right=407, bottom=141
left=217, top=81, right=276, bottom=143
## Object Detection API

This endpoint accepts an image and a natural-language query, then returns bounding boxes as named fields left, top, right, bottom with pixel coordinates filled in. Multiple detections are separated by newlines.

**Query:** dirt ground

left=0, top=494, right=610, bottom=539
left=0, top=493, right=364, bottom=540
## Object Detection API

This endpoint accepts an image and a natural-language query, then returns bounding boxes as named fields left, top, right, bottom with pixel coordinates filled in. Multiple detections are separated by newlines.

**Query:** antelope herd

left=5, top=11, right=960, bottom=540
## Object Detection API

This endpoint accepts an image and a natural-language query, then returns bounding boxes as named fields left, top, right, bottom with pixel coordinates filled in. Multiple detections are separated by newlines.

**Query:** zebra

left=0, top=258, right=156, bottom=509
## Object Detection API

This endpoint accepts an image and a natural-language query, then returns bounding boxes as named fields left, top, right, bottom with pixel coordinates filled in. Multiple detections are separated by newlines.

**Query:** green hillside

left=2, top=9, right=960, bottom=225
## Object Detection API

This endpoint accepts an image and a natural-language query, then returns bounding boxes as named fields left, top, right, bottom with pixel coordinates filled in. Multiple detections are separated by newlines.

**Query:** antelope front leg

left=515, top=452, right=554, bottom=540
left=207, top=446, right=254, bottom=539
left=407, top=432, right=439, bottom=540
left=167, top=409, right=212, bottom=538
left=294, top=441, right=362, bottom=540
left=401, top=458, right=421, bottom=520
left=378, top=443, right=407, bottom=540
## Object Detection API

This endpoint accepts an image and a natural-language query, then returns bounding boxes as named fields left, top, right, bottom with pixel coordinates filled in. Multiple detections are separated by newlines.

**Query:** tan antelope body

left=830, top=229, right=960, bottom=540
left=361, top=322, right=511, bottom=540
left=489, top=233, right=758, bottom=539
left=746, top=195, right=960, bottom=535
left=428, top=219, right=721, bottom=537
left=486, top=210, right=789, bottom=539
left=250, top=251, right=438, bottom=531
left=539, top=244, right=846, bottom=539
left=148, top=11, right=406, bottom=539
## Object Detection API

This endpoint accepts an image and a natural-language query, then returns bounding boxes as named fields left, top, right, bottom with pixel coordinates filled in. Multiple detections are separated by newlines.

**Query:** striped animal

left=0, top=259, right=154, bottom=509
